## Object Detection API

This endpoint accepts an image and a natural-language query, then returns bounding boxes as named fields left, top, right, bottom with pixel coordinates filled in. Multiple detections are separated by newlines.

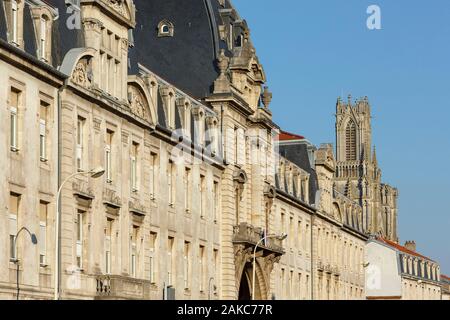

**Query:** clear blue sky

left=232, top=0, right=450, bottom=275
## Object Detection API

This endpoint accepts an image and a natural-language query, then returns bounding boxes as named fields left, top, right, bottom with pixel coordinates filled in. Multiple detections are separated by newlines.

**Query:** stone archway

left=238, top=262, right=265, bottom=300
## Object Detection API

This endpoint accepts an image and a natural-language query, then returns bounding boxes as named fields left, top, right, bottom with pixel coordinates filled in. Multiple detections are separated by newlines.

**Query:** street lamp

left=252, top=233, right=287, bottom=300
left=54, top=167, right=105, bottom=300
left=12, top=227, right=38, bottom=300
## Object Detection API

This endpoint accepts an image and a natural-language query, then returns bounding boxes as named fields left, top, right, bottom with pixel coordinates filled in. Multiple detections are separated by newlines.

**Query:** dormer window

left=31, top=6, right=56, bottom=64
left=39, top=16, right=49, bottom=61
left=11, top=0, right=18, bottom=44
left=157, top=20, right=174, bottom=37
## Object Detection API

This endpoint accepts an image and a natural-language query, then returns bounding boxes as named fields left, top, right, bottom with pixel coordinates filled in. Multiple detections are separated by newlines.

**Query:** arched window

left=157, top=20, right=174, bottom=37
left=345, top=120, right=357, bottom=161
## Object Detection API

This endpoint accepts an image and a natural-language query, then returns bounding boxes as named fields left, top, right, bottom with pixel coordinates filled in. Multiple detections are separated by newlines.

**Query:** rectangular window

left=40, top=17, right=47, bottom=60
left=105, top=130, right=113, bottom=183
left=39, top=202, right=48, bottom=266
left=39, top=102, right=48, bottom=161
left=297, top=220, right=302, bottom=250
left=298, top=273, right=302, bottom=300
left=184, top=168, right=191, bottom=212
left=10, top=89, right=19, bottom=151
left=200, top=175, right=205, bottom=218
left=234, top=127, right=238, bottom=165
left=167, top=237, right=174, bottom=286
left=168, top=161, right=175, bottom=206
left=76, top=117, right=85, bottom=171
left=130, top=226, right=138, bottom=278
left=213, top=181, right=219, bottom=223
left=184, top=241, right=190, bottom=289
left=76, top=210, right=84, bottom=269
left=9, top=194, right=19, bottom=261
left=105, top=219, right=112, bottom=274
left=11, top=1, right=18, bottom=44
left=213, top=249, right=219, bottom=293
left=199, top=245, right=205, bottom=292
left=149, top=153, right=157, bottom=199
left=149, top=232, right=157, bottom=283
left=131, top=142, right=138, bottom=192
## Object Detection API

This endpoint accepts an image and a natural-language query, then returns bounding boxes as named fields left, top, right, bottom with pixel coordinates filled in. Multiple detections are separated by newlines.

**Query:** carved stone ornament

left=72, top=58, right=93, bottom=88
left=127, top=85, right=150, bottom=122
left=104, top=0, right=129, bottom=19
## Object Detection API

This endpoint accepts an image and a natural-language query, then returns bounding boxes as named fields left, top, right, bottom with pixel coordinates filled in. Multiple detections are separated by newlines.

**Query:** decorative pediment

left=102, top=0, right=131, bottom=20
left=71, top=56, right=93, bottom=89
left=127, top=84, right=151, bottom=123
left=103, top=188, right=122, bottom=208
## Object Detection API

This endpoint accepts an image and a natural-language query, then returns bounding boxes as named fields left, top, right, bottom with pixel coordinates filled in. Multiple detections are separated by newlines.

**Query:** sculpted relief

left=71, top=57, right=93, bottom=88
left=127, top=85, right=151, bottom=123
left=104, top=0, right=130, bottom=19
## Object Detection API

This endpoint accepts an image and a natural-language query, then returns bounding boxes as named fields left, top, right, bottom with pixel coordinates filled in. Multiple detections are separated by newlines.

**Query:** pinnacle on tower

left=372, top=146, right=378, bottom=166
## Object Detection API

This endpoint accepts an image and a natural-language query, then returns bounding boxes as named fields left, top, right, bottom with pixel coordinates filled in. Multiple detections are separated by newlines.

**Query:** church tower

left=334, top=95, right=398, bottom=241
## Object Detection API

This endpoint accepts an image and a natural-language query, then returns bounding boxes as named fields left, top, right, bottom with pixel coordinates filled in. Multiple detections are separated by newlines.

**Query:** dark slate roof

left=0, top=2, right=7, bottom=39
left=0, top=0, right=84, bottom=70
left=45, top=0, right=85, bottom=68
left=279, top=143, right=319, bottom=205
left=129, top=0, right=234, bottom=99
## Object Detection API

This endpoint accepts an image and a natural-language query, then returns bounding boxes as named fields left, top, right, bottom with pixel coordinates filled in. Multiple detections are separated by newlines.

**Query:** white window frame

left=40, top=17, right=47, bottom=61
left=105, top=220, right=112, bottom=274
left=184, top=168, right=190, bottom=212
left=149, top=154, right=156, bottom=199
left=149, top=233, right=157, bottom=284
left=76, top=212, right=83, bottom=269
left=130, top=144, right=138, bottom=192
left=76, top=118, right=84, bottom=171
left=40, top=117, right=46, bottom=161
left=105, top=132, right=112, bottom=183
left=199, top=176, right=205, bottom=219
left=131, top=238, right=136, bottom=278
left=9, top=213, right=17, bottom=261
left=10, top=106, right=18, bottom=151
left=184, top=242, right=190, bottom=289
left=39, top=220, right=47, bottom=266
left=11, top=0, right=18, bottom=45
left=167, top=238, right=173, bottom=286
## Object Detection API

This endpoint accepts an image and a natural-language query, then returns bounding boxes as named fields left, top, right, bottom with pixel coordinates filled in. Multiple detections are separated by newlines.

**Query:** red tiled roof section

left=278, top=130, right=305, bottom=141
left=378, top=237, right=433, bottom=261
left=442, top=275, right=450, bottom=281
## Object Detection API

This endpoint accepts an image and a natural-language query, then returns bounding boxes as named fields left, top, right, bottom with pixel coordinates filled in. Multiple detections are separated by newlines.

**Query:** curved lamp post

left=54, top=167, right=105, bottom=300
left=13, top=227, right=38, bottom=300
left=252, top=233, right=287, bottom=300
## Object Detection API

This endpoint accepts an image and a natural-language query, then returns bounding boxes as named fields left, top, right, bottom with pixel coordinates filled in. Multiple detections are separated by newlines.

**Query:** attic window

left=158, top=20, right=174, bottom=37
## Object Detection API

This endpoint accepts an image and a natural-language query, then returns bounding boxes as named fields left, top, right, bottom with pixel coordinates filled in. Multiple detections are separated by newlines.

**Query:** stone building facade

left=0, top=0, right=445, bottom=300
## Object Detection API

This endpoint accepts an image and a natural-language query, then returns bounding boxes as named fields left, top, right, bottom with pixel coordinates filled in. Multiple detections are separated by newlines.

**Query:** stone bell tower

left=334, top=95, right=398, bottom=242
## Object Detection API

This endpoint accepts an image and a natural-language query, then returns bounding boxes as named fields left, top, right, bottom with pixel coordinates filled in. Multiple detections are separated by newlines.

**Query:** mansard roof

left=129, top=0, right=236, bottom=99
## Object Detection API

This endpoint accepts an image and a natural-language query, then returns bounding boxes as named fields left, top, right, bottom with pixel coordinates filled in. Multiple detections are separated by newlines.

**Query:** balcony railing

left=232, top=223, right=285, bottom=255
left=95, top=275, right=154, bottom=300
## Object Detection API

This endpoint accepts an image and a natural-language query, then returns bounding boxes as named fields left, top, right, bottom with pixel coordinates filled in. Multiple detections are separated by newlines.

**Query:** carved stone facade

left=0, top=0, right=445, bottom=301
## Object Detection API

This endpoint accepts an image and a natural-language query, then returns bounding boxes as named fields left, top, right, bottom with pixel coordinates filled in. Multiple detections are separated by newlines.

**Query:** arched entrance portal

left=238, top=262, right=264, bottom=300
left=238, top=266, right=251, bottom=300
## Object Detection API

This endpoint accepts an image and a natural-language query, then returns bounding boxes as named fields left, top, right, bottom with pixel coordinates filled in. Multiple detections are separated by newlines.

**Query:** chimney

left=404, top=241, right=416, bottom=252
